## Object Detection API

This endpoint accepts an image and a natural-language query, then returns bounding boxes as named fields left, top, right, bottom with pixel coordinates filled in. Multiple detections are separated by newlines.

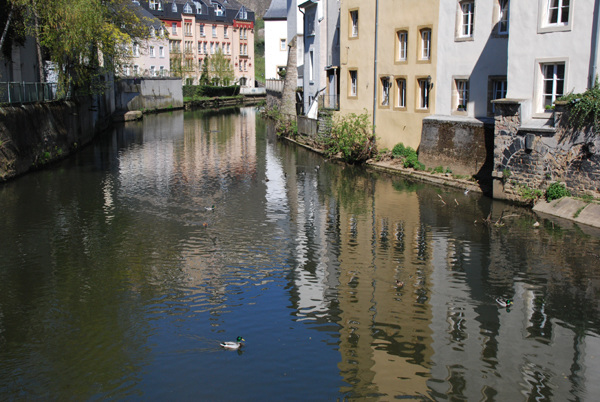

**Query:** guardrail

left=0, top=82, right=60, bottom=104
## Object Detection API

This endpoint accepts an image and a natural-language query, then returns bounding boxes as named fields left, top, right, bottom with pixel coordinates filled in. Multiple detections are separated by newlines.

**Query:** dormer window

left=183, top=3, right=193, bottom=14
left=149, top=0, right=163, bottom=10
left=238, top=7, right=248, bottom=20
left=171, top=2, right=177, bottom=12
left=214, top=3, right=224, bottom=16
left=149, top=27, right=155, bottom=37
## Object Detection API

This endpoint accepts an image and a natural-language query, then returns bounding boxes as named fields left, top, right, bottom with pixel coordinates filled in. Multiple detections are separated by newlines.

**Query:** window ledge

left=454, top=36, right=474, bottom=42
left=538, top=24, right=571, bottom=34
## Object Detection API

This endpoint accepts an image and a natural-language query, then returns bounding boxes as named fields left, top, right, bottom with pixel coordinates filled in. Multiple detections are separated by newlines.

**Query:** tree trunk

left=280, top=35, right=298, bottom=116
left=0, top=4, right=14, bottom=53
left=32, top=1, right=44, bottom=82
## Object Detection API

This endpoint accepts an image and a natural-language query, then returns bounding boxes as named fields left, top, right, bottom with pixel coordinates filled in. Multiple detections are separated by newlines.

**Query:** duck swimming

left=395, top=280, right=404, bottom=288
left=205, top=205, right=215, bottom=211
left=220, top=336, right=245, bottom=349
left=496, top=298, right=513, bottom=308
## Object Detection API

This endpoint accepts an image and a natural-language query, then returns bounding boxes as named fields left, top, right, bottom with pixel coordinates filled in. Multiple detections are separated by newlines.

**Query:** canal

left=1, top=107, right=600, bottom=400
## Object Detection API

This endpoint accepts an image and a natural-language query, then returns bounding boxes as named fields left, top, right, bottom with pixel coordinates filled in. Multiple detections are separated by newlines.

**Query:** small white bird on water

left=220, top=336, right=245, bottom=349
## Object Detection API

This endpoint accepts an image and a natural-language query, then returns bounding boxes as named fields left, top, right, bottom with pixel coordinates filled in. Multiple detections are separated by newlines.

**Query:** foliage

left=2, top=0, right=151, bottom=94
left=558, top=80, right=600, bottom=131
left=254, top=17, right=265, bottom=83
left=546, top=182, right=571, bottom=201
left=204, top=49, right=235, bottom=86
left=391, top=142, right=424, bottom=170
left=183, top=84, right=240, bottom=98
left=433, top=165, right=444, bottom=174
left=517, top=185, right=543, bottom=201
left=391, top=143, right=408, bottom=158
left=323, top=112, right=376, bottom=164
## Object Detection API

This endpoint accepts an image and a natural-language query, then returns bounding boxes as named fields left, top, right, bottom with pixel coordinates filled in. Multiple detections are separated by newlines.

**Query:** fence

left=265, top=79, right=284, bottom=92
left=0, top=82, right=60, bottom=104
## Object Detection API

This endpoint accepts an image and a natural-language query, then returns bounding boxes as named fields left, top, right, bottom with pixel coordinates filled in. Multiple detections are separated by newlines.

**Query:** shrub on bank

left=183, top=85, right=240, bottom=99
left=324, top=112, right=376, bottom=164
left=546, top=182, right=570, bottom=201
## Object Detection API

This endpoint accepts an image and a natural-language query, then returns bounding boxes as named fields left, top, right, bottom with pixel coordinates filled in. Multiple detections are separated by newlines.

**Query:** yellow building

left=339, top=0, right=439, bottom=150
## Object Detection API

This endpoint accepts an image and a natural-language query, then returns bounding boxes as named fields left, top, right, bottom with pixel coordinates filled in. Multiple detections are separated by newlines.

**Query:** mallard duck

left=205, top=205, right=215, bottom=211
left=496, top=298, right=513, bottom=308
left=395, top=280, right=404, bottom=288
left=220, top=336, right=245, bottom=349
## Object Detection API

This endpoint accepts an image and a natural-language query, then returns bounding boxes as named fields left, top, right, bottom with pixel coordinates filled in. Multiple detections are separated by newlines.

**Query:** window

left=149, top=46, right=155, bottom=57
left=238, top=7, right=248, bottom=20
left=244, top=60, right=247, bottom=71
left=133, top=65, right=139, bottom=75
left=417, top=78, right=430, bottom=109
left=200, top=24, right=205, bottom=37
left=498, top=0, right=509, bottom=34
left=280, top=38, right=286, bottom=51
left=184, top=41, right=193, bottom=54
left=459, top=1, right=474, bottom=38
left=350, top=10, right=358, bottom=38
left=159, top=46, right=164, bottom=58
left=215, top=4, right=224, bottom=16
left=150, top=66, right=156, bottom=76
left=184, top=22, right=192, bottom=36
left=547, top=0, right=569, bottom=25
left=397, top=30, right=407, bottom=62
left=210, top=42, right=214, bottom=54
left=198, top=42, right=203, bottom=53
left=184, top=3, right=192, bottom=14
left=224, top=26, right=229, bottom=38
left=203, top=42, right=207, bottom=54
left=172, top=23, right=177, bottom=35
left=541, top=63, right=565, bottom=111
left=132, top=43, right=139, bottom=57
left=171, top=2, right=177, bottom=12
left=212, top=25, right=217, bottom=38
left=396, top=78, right=406, bottom=108
left=420, top=28, right=431, bottom=60
left=149, top=0, right=162, bottom=10
left=380, top=77, right=391, bottom=106
left=159, top=66, right=165, bottom=76
left=454, top=79, right=469, bottom=112
left=489, top=77, right=507, bottom=115
left=150, top=27, right=155, bottom=38
left=309, top=50, right=314, bottom=81
left=349, top=70, right=357, bottom=97
left=226, top=43, right=230, bottom=54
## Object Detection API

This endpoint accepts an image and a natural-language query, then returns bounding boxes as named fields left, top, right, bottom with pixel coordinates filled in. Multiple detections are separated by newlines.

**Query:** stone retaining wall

left=492, top=100, right=600, bottom=201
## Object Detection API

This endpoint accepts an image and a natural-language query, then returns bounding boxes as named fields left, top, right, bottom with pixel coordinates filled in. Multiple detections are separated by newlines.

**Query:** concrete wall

left=264, top=19, right=288, bottom=79
left=339, top=0, right=439, bottom=150
left=492, top=101, right=600, bottom=201
left=0, top=93, right=114, bottom=181
left=115, top=77, right=183, bottom=112
left=420, top=115, right=493, bottom=181
left=507, top=1, right=599, bottom=122
left=434, top=0, right=507, bottom=118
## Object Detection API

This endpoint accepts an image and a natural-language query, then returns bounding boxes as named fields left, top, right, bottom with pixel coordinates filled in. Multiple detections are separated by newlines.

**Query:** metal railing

left=265, top=79, right=284, bottom=92
left=0, top=82, right=60, bottom=104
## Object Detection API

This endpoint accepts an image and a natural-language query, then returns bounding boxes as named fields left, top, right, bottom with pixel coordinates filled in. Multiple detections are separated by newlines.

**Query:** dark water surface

left=1, top=107, right=600, bottom=400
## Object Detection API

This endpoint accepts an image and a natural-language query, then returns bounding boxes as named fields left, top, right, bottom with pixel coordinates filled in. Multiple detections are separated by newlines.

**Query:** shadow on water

left=0, top=108, right=600, bottom=400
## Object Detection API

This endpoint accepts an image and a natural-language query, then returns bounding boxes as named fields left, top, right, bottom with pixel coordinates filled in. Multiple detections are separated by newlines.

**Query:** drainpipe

left=590, top=0, right=600, bottom=88
left=372, top=0, right=380, bottom=136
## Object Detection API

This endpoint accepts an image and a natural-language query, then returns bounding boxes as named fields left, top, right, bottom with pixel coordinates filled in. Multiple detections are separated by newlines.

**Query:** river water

left=1, top=107, right=600, bottom=400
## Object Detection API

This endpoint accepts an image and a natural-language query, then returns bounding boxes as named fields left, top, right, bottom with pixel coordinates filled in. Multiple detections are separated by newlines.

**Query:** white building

left=506, top=0, right=600, bottom=125
left=264, top=0, right=289, bottom=80
left=286, top=0, right=305, bottom=87
left=125, top=6, right=170, bottom=77
left=433, top=0, right=509, bottom=119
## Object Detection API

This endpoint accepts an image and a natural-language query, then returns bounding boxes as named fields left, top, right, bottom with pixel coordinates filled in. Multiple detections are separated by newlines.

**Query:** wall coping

left=424, top=114, right=492, bottom=126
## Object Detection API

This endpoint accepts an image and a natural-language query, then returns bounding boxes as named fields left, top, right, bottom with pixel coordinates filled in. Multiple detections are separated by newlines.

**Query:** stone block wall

left=420, top=116, right=494, bottom=181
left=492, top=101, right=600, bottom=200
left=115, top=77, right=183, bottom=112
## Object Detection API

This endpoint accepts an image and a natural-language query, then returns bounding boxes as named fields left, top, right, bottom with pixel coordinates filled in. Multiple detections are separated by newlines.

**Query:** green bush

left=392, top=143, right=407, bottom=158
left=183, top=85, right=240, bottom=98
left=324, top=112, right=376, bottom=164
left=559, top=81, right=600, bottom=131
left=546, top=182, right=571, bottom=201
left=433, top=165, right=444, bottom=174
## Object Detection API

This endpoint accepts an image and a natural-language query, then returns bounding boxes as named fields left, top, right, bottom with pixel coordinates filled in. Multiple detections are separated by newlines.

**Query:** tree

left=1, top=0, right=151, bottom=93
left=204, top=49, right=234, bottom=86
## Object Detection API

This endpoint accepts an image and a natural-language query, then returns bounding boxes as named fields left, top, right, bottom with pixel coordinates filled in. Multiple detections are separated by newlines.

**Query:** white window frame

left=397, top=30, right=407, bottom=62
left=171, top=23, right=177, bottom=36
left=380, top=76, right=391, bottom=107
left=497, top=0, right=509, bottom=35
left=453, top=78, right=469, bottom=113
left=459, top=1, right=474, bottom=39
left=149, top=46, right=155, bottom=57
left=350, top=10, right=358, bottom=38
left=212, top=25, right=217, bottom=38
left=490, top=77, right=507, bottom=115
left=538, top=0, right=572, bottom=33
left=539, top=61, right=566, bottom=113
left=417, top=78, right=430, bottom=110
left=199, top=24, right=205, bottom=37
left=171, top=2, right=177, bottom=12
left=224, top=26, right=229, bottom=38
left=395, top=77, right=406, bottom=108
left=183, top=3, right=192, bottom=14
left=280, top=38, right=286, bottom=51
left=420, top=28, right=431, bottom=60
left=349, top=70, right=358, bottom=97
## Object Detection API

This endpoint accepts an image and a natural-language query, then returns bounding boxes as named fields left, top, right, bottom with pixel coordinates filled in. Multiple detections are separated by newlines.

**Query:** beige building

left=339, top=0, right=439, bottom=150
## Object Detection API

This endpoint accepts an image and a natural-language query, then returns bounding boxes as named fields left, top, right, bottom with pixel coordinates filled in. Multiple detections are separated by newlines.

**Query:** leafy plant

left=558, top=80, right=600, bottom=131
left=433, top=165, right=444, bottom=174
left=392, top=143, right=407, bottom=158
left=546, top=182, right=571, bottom=201
left=518, top=185, right=543, bottom=201
left=324, top=112, right=376, bottom=164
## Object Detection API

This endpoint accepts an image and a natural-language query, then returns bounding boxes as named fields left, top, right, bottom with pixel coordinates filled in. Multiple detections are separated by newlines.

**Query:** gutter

left=372, top=0, right=380, bottom=136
